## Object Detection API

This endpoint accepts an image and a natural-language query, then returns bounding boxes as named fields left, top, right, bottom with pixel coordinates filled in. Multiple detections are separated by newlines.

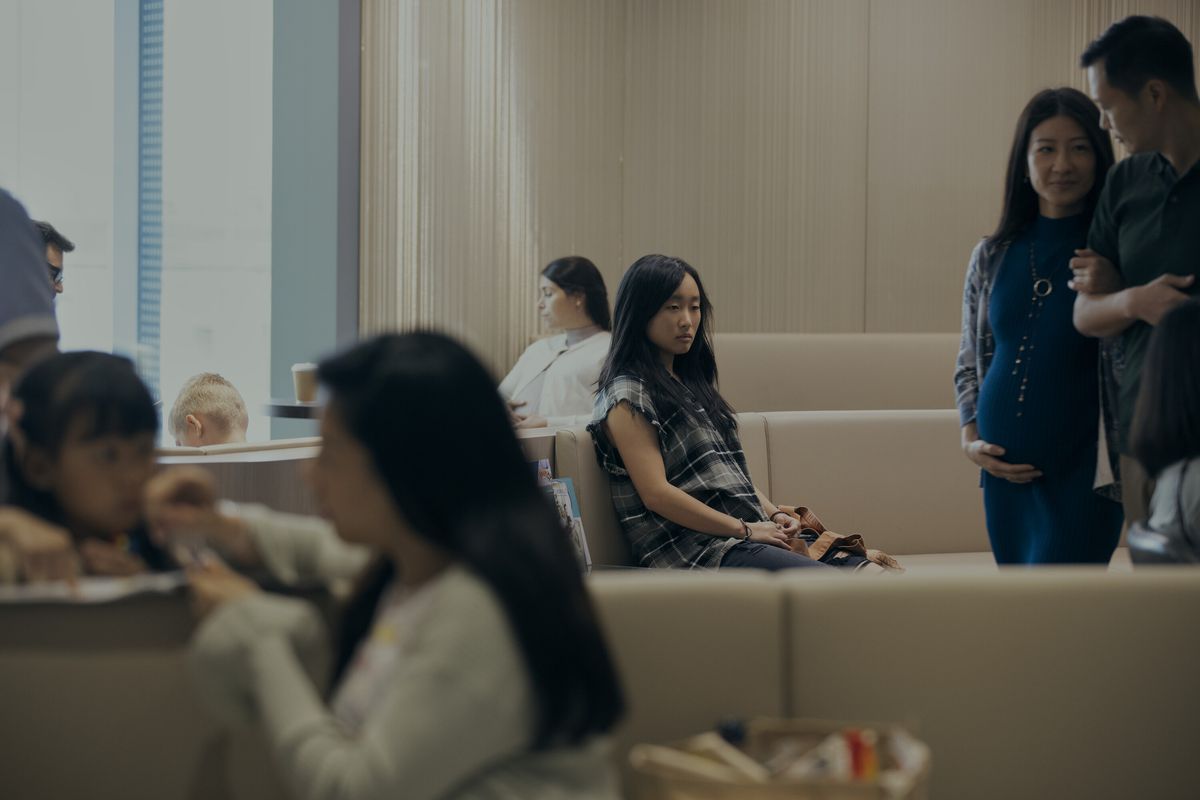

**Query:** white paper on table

left=0, top=571, right=188, bottom=604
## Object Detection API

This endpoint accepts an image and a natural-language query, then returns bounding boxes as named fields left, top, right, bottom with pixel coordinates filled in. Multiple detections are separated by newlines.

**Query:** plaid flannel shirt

left=587, top=375, right=763, bottom=569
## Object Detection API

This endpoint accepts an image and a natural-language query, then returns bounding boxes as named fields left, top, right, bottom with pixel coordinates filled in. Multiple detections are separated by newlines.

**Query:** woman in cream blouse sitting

left=501, top=256, right=611, bottom=429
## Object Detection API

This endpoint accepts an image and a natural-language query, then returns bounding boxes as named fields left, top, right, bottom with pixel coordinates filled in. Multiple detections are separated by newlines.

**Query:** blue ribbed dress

left=976, top=214, right=1123, bottom=564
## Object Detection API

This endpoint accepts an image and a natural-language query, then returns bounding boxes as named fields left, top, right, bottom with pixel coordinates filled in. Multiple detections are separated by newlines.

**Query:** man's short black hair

left=1080, top=15, right=1198, bottom=102
left=34, top=220, right=75, bottom=253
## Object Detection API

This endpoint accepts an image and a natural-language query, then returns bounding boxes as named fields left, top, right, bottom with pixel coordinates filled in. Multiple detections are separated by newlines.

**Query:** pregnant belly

left=976, top=368, right=1093, bottom=473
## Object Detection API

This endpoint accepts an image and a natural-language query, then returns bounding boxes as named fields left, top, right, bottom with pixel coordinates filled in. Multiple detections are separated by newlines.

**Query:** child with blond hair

left=169, top=372, right=249, bottom=447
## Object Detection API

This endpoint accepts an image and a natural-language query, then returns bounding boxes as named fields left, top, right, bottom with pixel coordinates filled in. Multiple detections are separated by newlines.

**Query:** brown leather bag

left=777, top=505, right=904, bottom=572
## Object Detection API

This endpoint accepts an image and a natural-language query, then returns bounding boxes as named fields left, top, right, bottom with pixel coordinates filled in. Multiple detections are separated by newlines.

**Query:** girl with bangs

left=589, top=255, right=829, bottom=570
left=0, top=351, right=171, bottom=580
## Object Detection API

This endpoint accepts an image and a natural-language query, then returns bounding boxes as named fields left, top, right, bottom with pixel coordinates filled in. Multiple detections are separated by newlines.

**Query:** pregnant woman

left=954, top=87, right=1123, bottom=564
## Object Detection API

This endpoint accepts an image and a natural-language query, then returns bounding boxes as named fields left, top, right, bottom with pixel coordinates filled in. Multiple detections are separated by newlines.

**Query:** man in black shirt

left=1071, top=16, right=1200, bottom=525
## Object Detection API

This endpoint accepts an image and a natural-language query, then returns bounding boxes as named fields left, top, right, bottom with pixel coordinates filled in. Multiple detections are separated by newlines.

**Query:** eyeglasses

left=48, top=264, right=63, bottom=287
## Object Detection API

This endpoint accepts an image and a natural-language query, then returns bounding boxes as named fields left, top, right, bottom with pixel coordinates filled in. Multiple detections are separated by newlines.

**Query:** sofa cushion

left=782, top=568, right=1200, bottom=800
left=761, top=409, right=987, bottom=555
left=588, top=570, right=786, bottom=759
left=714, top=333, right=959, bottom=412
left=896, top=548, right=1133, bottom=573
left=557, top=414, right=771, bottom=568
left=556, top=426, right=632, bottom=568
left=0, top=596, right=288, bottom=800
left=895, top=551, right=997, bottom=572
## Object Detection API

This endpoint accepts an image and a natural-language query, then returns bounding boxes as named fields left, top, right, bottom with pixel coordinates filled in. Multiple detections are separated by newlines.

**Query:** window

left=1, top=0, right=355, bottom=443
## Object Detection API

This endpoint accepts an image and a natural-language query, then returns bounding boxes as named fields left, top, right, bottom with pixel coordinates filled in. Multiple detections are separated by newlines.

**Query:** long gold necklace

left=1010, top=240, right=1058, bottom=418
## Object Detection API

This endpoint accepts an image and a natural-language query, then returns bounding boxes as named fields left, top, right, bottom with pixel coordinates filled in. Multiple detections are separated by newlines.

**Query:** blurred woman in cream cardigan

left=159, top=333, right=624, bottom=800
left=500, top=257, right=611, bottom=429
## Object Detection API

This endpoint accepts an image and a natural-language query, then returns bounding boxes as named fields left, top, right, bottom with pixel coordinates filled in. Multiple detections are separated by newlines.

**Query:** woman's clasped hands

left=745, top=512, right=801, bottom=549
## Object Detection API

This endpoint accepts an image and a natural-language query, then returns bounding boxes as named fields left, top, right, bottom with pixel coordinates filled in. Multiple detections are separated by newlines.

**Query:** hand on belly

left=964, top=437, right=1043, bottom=484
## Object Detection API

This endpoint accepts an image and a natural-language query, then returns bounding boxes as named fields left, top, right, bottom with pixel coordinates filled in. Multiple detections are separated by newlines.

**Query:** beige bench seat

left=557, top=409, right=991, bottom=568
left=3, top=568, right=1193, bottom=799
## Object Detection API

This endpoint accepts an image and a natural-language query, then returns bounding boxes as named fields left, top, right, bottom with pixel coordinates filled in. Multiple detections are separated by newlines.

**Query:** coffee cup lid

left=291, top=362, right=318, bottom=372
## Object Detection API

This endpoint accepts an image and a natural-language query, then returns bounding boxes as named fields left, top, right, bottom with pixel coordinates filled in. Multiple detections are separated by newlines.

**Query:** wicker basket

left=627, top=718, right=931, bottom=800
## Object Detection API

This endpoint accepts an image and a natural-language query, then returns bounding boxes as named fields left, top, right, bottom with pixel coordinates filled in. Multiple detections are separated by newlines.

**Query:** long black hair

left=988, top=87, right=1115, bottom=252
left=1131, top=299, right=1200, bottom=478
left=3, top=351, right=159, bottom=522
left=542, top=256, right=612, bottom=331
left=598, top=254, right=736, bottom=434
left=321, top=332, right=624, bottom=749
left=2, top=351, right=169, bottom=568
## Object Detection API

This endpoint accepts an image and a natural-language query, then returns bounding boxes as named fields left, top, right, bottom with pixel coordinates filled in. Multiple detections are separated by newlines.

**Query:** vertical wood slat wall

left=360, top=0, right=1200, bottom=373
left=866, top=0, right=1200, bottom=332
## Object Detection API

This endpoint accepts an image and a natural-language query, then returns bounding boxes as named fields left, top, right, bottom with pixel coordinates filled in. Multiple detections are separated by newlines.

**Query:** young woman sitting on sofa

left=177, top=332, right=625, bottom=800
left=500, top=256, right=612, bottom=429
left=1129, top=300, right=1200, bottom=561
left=588, top=254, right=830, bottom=571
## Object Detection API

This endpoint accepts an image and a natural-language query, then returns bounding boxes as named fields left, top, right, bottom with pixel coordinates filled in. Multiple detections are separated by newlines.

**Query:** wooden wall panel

left=359, top=0, right=406, bottom=338
left=359, top=0, right=625, bottom=375
left=361, top=0, right=1200, bottom=352
left=864, top=0, right=1200, bottom=332
left=622, top=0, right=871, bottom=333
left=864, top=0, right=1045, bottom=332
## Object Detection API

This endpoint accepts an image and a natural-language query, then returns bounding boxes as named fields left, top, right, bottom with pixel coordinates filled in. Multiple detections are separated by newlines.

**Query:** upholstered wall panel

left=360, top=0, right=1200, bottom=365
left=864, top=0, right=1200, bottom=332
left=621, top=0, right=870, bottom=333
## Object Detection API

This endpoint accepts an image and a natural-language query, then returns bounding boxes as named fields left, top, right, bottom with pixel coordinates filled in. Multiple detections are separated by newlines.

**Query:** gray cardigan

left=954, top=237, right=1122, bottom=499
left=189, top=508, right=618, bottom=800
left=953, top=239, right=1000, bottom=428
left=1148, top=458, right=1200, bottom=536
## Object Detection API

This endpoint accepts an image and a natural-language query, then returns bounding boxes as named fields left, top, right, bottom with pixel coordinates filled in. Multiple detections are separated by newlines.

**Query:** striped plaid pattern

left=587, top=375, right=764, bottom=569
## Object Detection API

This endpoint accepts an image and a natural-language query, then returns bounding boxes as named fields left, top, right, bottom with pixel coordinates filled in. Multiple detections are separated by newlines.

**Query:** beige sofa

left=158, top=439, right=324, bottom=517
left=0, top=594, right=290, bottom=800
left=597, top=568, right=1200, bottom=800
left=556, top=409, right=993, bottom=570
left=713, top=333, right=959, bottom=412
left=3, top=568, right=1196, bottom=800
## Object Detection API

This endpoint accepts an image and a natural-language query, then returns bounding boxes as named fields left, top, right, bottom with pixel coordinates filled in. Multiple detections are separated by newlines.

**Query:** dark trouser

left=720, top=542, right=833, bottom=570
left=1120, top=455, right=1156, bottom=527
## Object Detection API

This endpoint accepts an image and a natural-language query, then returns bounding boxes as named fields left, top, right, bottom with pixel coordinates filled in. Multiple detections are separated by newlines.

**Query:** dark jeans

left=720, top=542, right=833, bottom=571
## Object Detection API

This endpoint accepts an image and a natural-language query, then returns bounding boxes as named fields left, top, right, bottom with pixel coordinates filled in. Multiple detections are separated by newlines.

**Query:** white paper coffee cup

left=291, top=362, right=318, bottom=403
